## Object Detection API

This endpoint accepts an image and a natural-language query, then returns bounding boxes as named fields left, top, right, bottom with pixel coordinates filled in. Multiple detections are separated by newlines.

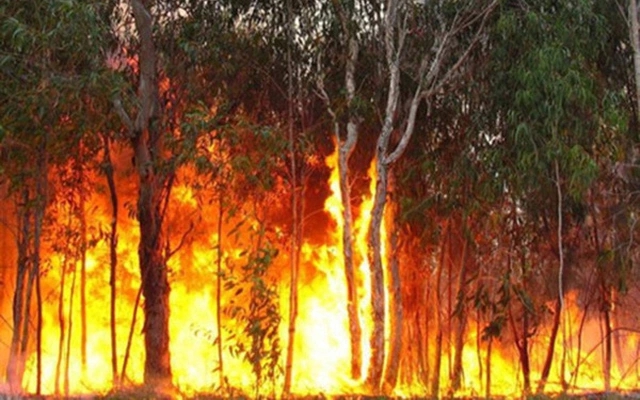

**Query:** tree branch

left=112, top=97, right=134, bottom=135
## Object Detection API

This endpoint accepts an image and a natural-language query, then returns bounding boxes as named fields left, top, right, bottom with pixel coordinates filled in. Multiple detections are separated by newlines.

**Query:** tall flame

left=7, top=145, right=640, bottom=397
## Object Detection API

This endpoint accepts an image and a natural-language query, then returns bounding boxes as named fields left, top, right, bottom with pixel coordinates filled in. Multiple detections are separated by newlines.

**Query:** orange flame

left=10, top=145, right=640, bottom=397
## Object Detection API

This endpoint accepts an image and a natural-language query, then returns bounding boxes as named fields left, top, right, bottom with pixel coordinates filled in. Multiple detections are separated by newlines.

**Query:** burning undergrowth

left=0, top=137, right=640, bottom=399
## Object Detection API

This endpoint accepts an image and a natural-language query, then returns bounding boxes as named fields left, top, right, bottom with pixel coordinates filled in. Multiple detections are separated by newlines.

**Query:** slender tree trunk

left=538, top=162, right=565, bottom=393
left=103, top=134, right=119, bottom=386
left=21, top=259, right=37, bottom=388
left=513, top=308, right=531, bottom=394
left=424, top=282, right=431, bottom=385
left=65, top=254, right=78, bottom=396
left=284, top=0, right=300, bottom=391
left=337, top=35, right=362, bottom=383
left=7, top=189, right=31, bottom=392
left=431, top=224, right=448, bottom=397
left=451, top=237, right=469, bottom=392
left=537, top=296, right=562, bottom=393
left=339, top=140, right=362, bottom=381
left=602, top=287, right=612, bottom=392
left=486, top=336, right=492, bottom=398
left=383, top=202, right=402, bottom=393
left=476, top=306, right=483, bottom=394
left=33, top=139, right=47, bottom=396
left=121, top=284, right=143, bottom=383
left=216, top=194, right=224, bottom=388
left=416, top=304, right=427, bottom=386
left=521, top=314, right=531, bottom=393
left=318, top=2, right=362, bottom=379
left=55, top=252, right=67, bottom=395
left=611, top=289, right=624, bottom=375
left=629, top=0, right=640, bottom=127
left=81, top=209, right=87, bottom=371
left=366, top=157, right=389, bottom=392
left=77, top=148, right=88, bottom=372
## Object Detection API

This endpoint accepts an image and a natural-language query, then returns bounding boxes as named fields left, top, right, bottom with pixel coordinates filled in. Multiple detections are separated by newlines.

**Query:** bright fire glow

left=5, top=145, right=640, bottom=397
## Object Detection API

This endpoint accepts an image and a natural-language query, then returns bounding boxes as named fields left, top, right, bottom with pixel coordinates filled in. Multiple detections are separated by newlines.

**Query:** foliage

left=223, top=223, right=282, bottom=397
left=487, top=0, right=609, bottom=211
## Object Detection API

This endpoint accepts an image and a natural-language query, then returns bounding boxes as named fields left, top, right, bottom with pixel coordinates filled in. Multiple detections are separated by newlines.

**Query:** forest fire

left=1, top=144, right=638, bottom=398
left=10, top=146, right=380, bottom=396
left=6, top=0, right=640, bottom=398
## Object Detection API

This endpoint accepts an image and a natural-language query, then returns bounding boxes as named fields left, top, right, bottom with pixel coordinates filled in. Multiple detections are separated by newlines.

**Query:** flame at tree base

left=0, top=147, right=639, bottom=397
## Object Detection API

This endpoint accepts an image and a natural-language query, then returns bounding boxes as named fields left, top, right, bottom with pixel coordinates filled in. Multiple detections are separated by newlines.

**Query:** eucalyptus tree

left=365, top=0, right=497, bottom=392
left=0, top=0, right=114, bottom=393
left=316, top=0, right=369, bottom=381
left=481, top=0, right=619, bottom=392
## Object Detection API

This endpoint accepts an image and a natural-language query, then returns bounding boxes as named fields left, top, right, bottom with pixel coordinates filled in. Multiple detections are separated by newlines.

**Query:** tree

left=111, top=0, right=173, bottom=389
left=0, top=0, right=111, bottom=393
left=316, top=0, right=364, bottom=381
left=481, top=0, right=616, bottom=393
left=366, top=0, right=497, bottom=391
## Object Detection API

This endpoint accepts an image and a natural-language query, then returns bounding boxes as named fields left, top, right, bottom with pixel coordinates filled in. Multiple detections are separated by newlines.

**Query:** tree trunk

left=33, top=139, right=47, bottom=396
left=339, top=139, right=362, bottom=381
left=602, top=286, right=612, bottom=392
left=78, top=150, right=88, bottom=373
left=130, top=0, right=172, bottom=388
left=81, top=203, right=88, bottom=372
left=55, top=251, right=67, bottom=395
left=216, top=194, right=224, bottom=388
left=103, top=134, right=119, bottom=386
left=138, top=181, right=171, bottom=388
left=512, top=307, right=531, bottom=394
left=121, top=283, right=143, bottom=383
left=6, top=188, right=31, bottom=393
left=451, top=237, right=469, bottom=392
left=612, top=289, right=624, bottom=375
left=431, top=223, right=448, bottom=397
left=319, top=2, right=362, bottom=379
left=538, top=163, right=565, bottom=393
left=284, top=0, right=300, bottom=390
left=485, top=336, right=493, bottom=398
left=65, top=253, right=78, bottom=396
left=629, top=0, right=640, bottom=126
left=383, top=202, right=402, bottom=393
left=366, top=156, right=389, bottom=392
left=537, top=296, right=562, bottom=393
